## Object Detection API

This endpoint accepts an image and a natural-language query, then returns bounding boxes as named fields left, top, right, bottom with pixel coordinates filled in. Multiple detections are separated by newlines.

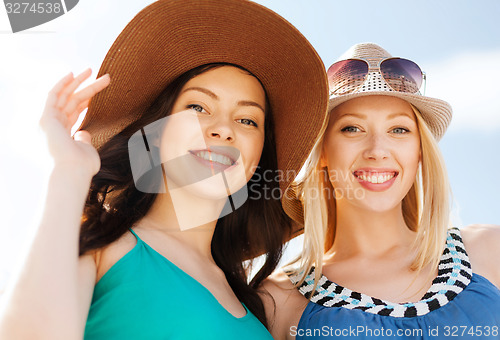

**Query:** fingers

left=65, top=99, right=91, bottom=133
left=55, top=68, right=92, bottom=109
left=75, top=99, right=90, bottom=115
left=41, top=69, right=110, bottom=135
left=67, top=98, right=90, bottom=121
left=73, top=130, right=92, bottom=145
left=74, top=74, right=111, bottom=103
left=45, top=72, right=74, bottom=112
left=62, top=74, right=110, bottom=118
left=49, top=72, right=74, bottom=95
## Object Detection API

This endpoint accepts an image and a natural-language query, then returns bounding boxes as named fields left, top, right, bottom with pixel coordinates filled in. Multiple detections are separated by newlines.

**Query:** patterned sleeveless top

left=288, top=228, right=500, bottom=339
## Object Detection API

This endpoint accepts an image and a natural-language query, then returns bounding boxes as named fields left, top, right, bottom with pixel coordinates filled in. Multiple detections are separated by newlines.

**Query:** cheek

left=401, top=142, right=421, bottom=180
left=323, top=135, right=352, bottom=172
left=322, top=138, right=354, bottom=188
left=246, top=134, right=265, bottom=166
left=238, top=132, right=265, bottom=180
left=159, top=114, right=205, bottom=160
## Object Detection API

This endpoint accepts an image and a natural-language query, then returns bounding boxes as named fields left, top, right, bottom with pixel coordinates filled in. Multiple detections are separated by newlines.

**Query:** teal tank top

left=84, top=229, right=273, bottom=339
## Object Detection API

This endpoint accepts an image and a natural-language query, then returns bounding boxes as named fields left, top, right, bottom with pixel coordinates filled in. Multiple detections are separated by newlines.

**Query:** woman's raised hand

left=39, top=69, right=110, bottom=176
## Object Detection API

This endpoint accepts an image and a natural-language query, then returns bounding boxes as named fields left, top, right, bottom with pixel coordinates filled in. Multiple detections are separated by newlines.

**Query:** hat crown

left=331, top=42, right=417, bottom=96
left=337, top=42, right=392, bottom=61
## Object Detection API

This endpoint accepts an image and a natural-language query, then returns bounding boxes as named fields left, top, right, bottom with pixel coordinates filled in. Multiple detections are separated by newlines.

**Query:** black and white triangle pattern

left=288, top=228, right=472, bottom=318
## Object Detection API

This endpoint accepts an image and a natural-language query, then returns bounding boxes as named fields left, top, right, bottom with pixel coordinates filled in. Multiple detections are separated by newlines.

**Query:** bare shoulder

left=259, top=270, right=309, bottom=340
left=260, top=270, right=300, bottom=309
left=460, top=224, right=500, bottom=254
left=261, top=270, right=297, bottom=293
left=460, top=224, right=500, bottom=288
left=94, top=230, right=137, bottom=283
left=260, top=270, right=307, bottom=309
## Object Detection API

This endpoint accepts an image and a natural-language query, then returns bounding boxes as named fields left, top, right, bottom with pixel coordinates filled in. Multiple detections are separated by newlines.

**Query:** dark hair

left=79, top=63, right=291, bottom=327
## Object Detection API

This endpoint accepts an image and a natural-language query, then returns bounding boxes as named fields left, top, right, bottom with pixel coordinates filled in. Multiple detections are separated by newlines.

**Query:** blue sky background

left=0, top=0, right=499, bottom=288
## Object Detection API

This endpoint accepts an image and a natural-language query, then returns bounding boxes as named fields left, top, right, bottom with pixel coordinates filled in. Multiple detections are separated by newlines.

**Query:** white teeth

left=356, top=172, right=395, bottom=184
left=213, top=153, right=233, bottom=166
left=195, top=151, right=233, bottom=166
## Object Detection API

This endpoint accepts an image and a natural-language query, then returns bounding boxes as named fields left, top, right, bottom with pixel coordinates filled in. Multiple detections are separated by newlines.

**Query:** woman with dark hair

left=0, top=1, right=328, bottom=339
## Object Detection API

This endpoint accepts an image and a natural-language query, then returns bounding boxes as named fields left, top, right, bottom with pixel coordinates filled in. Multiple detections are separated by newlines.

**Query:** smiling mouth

left=189, top=148, right=238, bottom=167
left=353, top=170, right=398, bottom=184
left=192, top=150, right=234, bottom=166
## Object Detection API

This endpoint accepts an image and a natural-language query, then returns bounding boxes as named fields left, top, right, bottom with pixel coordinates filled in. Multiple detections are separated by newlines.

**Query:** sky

left=0, top=0, right=499, bottom=289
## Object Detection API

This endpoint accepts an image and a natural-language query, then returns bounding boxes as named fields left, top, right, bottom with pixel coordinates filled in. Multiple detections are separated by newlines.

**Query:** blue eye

left=341, top=126, right=360, bottom=133
left=237, top=118, right=258, bottom=127
left=392, top=127, right=410, bottom=134
left=187, top=104, right=206, bottom=113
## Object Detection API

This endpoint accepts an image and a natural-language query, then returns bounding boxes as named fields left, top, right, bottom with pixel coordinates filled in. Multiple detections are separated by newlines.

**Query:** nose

left=205, top=115, right=234, bottom=142
left=363, top=133, right=390, bottom=160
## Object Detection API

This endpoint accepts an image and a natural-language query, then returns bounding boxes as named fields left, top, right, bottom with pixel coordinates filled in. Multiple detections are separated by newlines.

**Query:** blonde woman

left=262, top=43, right=500, bottom=339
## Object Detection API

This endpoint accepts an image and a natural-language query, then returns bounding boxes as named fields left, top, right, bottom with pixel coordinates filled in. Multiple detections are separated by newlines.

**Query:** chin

left=174, top=175, right=247, bottom=201
left=185, top=187, right=231, bottom=201
left=352, top=196, right=403, bottom=214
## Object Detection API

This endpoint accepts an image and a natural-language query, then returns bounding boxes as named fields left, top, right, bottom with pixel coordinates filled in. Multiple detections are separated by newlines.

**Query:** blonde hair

left=287, top=104, right=451, bottom=292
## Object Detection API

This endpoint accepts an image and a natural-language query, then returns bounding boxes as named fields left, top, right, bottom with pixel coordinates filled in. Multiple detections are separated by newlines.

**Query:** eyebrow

left=237, top=100, right=265, bottom=113
left=182, top=87, right=265, bottom=113
left=387, top=112, right=415, bottom=120
left=182, top=87, right=218, bottom=99
left=337, top=113, right=367, bottom=119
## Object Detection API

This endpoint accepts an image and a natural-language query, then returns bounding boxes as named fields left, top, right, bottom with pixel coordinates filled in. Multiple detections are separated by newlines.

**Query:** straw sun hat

left=77, top=0, right=329, bottom=208
left=282, top=42, right=453, bottom=230
left=326, top=43, right=452, bottom=140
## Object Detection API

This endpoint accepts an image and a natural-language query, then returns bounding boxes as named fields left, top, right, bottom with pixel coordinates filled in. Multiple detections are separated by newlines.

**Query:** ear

left=319, top=151, right=328, bottom=168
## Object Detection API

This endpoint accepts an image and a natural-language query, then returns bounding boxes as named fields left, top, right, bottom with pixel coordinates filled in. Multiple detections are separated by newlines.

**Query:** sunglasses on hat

left=327, top=57, right=426, bottom=96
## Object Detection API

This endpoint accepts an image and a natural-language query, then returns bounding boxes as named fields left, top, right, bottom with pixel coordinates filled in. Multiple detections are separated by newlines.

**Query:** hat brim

left=77, top=0, right=329, bottom=199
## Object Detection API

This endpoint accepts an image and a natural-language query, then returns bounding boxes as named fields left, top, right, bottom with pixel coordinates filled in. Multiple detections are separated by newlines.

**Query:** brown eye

left=187, top=104, right=207, bottom=113
left=237, top=118, right=258, bottom=127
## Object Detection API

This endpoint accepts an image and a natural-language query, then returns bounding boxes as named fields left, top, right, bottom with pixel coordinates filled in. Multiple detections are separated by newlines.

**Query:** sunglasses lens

left=380, top=58, right=423, bottom=93
left=327, top=59, right=368, bottom=95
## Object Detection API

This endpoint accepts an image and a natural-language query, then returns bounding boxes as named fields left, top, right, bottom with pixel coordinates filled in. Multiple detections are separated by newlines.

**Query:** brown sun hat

left=282, top=42, right=453, bottom=230
left=77, top=0, right=328, bottom=214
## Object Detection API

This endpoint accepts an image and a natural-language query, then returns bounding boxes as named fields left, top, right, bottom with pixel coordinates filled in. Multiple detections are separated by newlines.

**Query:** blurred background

left=1, top=0, right=499, bottom=289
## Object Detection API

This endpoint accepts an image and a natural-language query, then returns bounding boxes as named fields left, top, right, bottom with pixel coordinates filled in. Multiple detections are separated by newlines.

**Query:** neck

left=140, top=186, right=228, bottom=259
left=328, top=200, right=416, bottom=260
